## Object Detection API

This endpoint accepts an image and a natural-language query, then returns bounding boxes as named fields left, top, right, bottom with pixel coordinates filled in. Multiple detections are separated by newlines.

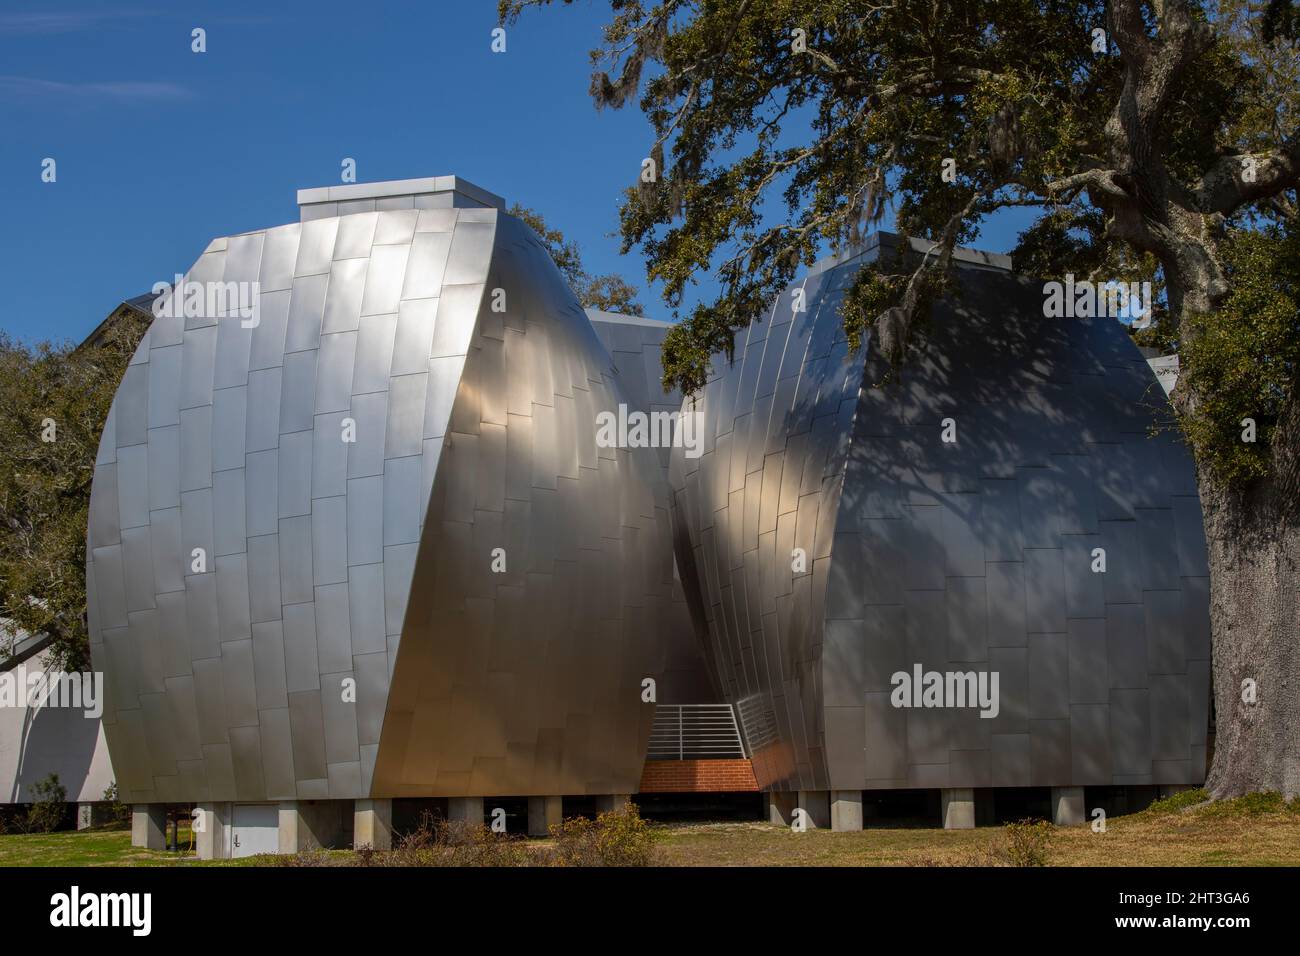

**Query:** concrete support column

left=195, top=803, right=230, bottom=860
left=596, top=794, right=631, bottom=814
left=279, top=800, right=345, bottom=853
left=941, top=788, right=976, bottom=829
left=278, top=801, right=302, bottom=854
left=1051, top=786, right=1086, bottom=826
left=77, top=803, right=98, bottom=831
left=797, top=790, right=831, bottom=829
left=130, top=804, right=166, bottom=850
left=527, top=796, right=563, bottom=837
left=353, top=799, right=392, bottom=851
left=767, top=791, right=797, bottom=826
left=831, top=790, right=863, bottom=832
left=448, top=796, right=484, bottom=825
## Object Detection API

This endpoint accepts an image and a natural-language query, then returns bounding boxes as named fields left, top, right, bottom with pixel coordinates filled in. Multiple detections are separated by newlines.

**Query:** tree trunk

left=1200, top=472, right=1300, bottom=799
left=1163, top=221, right=1300, bottom=801
left=1097, top=0, right=1300, bottom=801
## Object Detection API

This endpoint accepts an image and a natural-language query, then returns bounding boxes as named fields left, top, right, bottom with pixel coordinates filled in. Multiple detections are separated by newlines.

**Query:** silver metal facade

left=587, top=310, right=717, bottom=705
left=669, top=240, right=1212, bottom=793
left=87, top=194, right=677, bottom=802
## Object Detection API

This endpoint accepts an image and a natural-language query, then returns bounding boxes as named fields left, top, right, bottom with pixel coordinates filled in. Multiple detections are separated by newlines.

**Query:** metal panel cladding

left=669, top=245, right=1212, bottom=793
left=588, top=311, right=718, bottom=706
left=87, top=205, right=676, bottom=802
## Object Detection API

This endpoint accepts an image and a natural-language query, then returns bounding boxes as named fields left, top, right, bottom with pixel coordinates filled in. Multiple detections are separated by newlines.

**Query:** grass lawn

left=1, top=791, right=1297, bottom=866
left=0, top=827, right=186, bottom=867
left=0, top=824, right=263, bottom=867
left=656, top=791, right=1300, bottom=866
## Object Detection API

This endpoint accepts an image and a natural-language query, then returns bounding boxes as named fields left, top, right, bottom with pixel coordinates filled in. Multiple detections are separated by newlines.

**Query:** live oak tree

left=0, top=311, right=149, bottom=671
left=509, top=203, right=645, bottom=313
left=503, top=0, right=1300, bottom=798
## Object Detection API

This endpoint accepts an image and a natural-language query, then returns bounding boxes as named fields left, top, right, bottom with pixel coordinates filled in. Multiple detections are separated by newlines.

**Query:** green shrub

left=548, top=804, right=657, bottom=867
left=101, top=781, right=130, bottom=827
left=1000, top=818, right=1052, bottom=867
left=1145, top=787, right=1209, bottom=815
left=27, top=772, right=68, bottom=833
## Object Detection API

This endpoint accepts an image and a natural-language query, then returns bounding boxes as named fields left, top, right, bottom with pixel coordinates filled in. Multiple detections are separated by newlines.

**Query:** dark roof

left=77, top=291, right=161, bottom=351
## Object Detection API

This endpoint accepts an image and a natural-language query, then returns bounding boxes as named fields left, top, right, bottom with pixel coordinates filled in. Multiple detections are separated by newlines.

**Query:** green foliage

left=27, top=772, right=68, bottom=834
left=841, top=266, right=910, bottom=354
left=0, top=309, right=149, bottom=670
left=1013, top=211, right=1180, bottom=353
left=101, top=781, right=130, bottom=827
left=1144, top=787, right=1210, bottom=814
left=1261, top=0, right=1300, bottom=42
left=508, top=0, right=1144, bottom=394
left=1141, top=788, right=1300, bottom=819
left=582, top=273, right=644, bottom=313
left=508, top=203, right=643, bottom=314
left=1180, top=229, right=1299, bottom=486
left=549, top=804, right=658, bottom=867
left=1192, top=790, right=1300, bottom=818
left=502, top=0, right=1300, bottom=505
left=1012, top=209, right=1164, bottom=301
left=999, top=818, right=1053, bottom=867
left=840, top=241, right=955, bottom=372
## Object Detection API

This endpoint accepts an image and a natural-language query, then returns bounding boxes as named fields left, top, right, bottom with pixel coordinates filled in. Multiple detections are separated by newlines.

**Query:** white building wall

left=0, top=650, right=115, bottom=803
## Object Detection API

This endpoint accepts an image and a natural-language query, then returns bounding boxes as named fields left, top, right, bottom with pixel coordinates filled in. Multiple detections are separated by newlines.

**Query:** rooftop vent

left=296, top=175, right=506, bottom=222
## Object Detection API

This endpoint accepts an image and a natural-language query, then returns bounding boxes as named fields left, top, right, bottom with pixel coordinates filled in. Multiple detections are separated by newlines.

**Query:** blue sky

left=1, top=1, right=1030, bottom=344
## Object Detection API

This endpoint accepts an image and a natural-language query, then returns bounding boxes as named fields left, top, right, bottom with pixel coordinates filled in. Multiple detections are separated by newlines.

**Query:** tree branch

left=1193, top=131, right=1300, bottom=215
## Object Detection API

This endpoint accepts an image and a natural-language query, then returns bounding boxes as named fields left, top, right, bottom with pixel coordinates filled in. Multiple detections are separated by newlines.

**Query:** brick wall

left=638, top=759, right=760, bottom=793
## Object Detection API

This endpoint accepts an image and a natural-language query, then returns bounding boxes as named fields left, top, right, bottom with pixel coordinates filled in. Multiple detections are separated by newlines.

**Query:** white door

left=231, top=803, right=279, bottom=858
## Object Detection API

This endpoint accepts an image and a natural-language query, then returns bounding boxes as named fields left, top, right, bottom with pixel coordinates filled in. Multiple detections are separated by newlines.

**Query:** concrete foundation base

left=195, top=803, right=229, bottom=860
left=448, top=796, right=484, bottom=826
left=831, top=790, right=863, bottom=832
left=1051, top=786, right=1086, bottom=826
left=766, top=791, right=797, bottom=826
left=941, top=788, right=976, bottom=829
left=131, top=804, right=166, bottom=850
left=527, top=796, right=562, bottom=837
left=353, top=799, right=392, bottom=851
left=596, top=794, right=631, bottom=814
left=797, top=790, right=830, bottom=829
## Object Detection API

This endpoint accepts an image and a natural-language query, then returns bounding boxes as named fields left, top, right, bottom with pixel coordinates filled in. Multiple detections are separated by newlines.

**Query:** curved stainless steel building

left=668, top=234, right=1212, bottom=805
left=86, top=177, right=678, bottom=816
left=87, top=179, right=1211, bottom=850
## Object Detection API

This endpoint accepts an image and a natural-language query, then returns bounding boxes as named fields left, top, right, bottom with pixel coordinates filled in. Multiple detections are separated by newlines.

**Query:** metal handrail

left=646, top=703, right=746, bottom=760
